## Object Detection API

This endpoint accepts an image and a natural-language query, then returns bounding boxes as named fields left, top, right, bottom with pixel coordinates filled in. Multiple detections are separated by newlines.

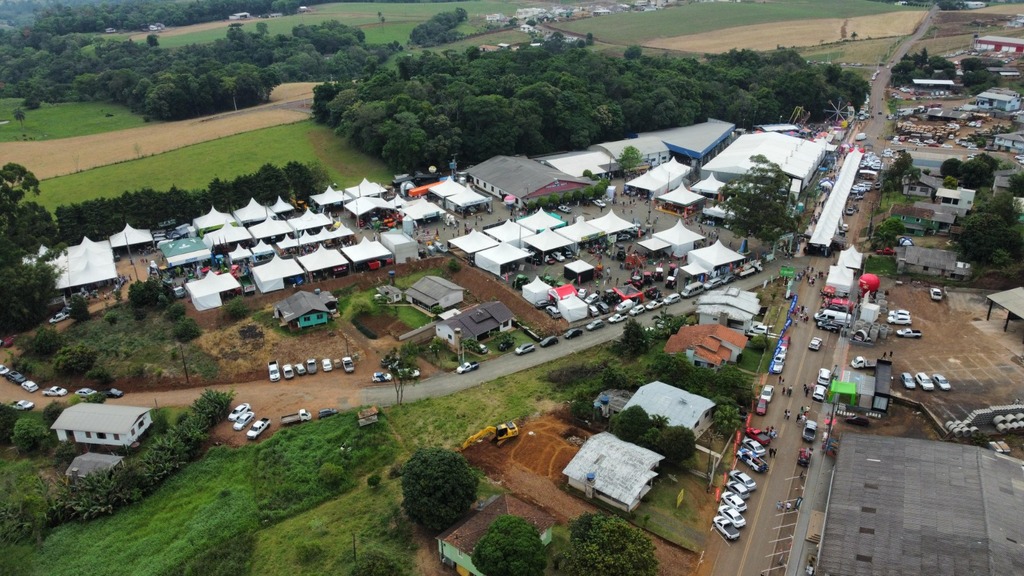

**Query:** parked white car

left=228, top=403, right=252, bottom=422
left=42, top=386, right=68, bottom=397
left=232, top=411, right=255, bottom=431
left=718, top=505, right=746, bottom=528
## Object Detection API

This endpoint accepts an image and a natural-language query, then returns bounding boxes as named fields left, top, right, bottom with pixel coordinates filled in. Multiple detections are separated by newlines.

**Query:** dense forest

left=312, top=45, right=870, bottom=171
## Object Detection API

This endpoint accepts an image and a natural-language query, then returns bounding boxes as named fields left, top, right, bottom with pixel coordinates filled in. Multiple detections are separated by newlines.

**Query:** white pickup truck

left=268, top=360, right=280, bottom=382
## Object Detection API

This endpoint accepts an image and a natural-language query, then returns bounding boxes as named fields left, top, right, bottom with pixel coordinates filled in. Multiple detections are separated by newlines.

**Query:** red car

left=755, top=398, right=768, bottom=416
left=745, top=426, right=771, bottom=446
left=875, top=247, right=895, bottom=256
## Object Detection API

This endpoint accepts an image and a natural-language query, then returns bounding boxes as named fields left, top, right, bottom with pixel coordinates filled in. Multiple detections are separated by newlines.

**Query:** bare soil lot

left=649, top=12, right=923, bottom=53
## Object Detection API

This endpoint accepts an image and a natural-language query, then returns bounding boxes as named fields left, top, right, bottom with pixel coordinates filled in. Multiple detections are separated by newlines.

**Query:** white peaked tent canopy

left=692, top=174, right=726, bottom=197
left=54, top=237, right=118, bottom=289
left=309, top=185, right=346, bottom=208
left=524, top=228, right=573, bottom=253
left=449, top=230, right=499, bottom=255
left=193, top=206, right=234, bottom=232
left=341, top=237, right=392, bottom=264
left=401, top=199, right=445, bottom=221
left=250, top=240, right=275, bottom=256
left=428, top=179, right=470, bottom=198
left=557, top=218, right=604, bottom=243
left=826, top=265, right=855, bottom=295
left=345, top=196, right=391, bottom=217
left=589, top=210, right=634, bottom=235
left=485, top=220, right=534, bottom=247
left=447, top=188, right=489, bottom=210
left=627, top=158, right=692, bottom=196
left=656, top=185, right=704, bottom=209
left=638, top=237, right=671, bottom=253
left=557, top=295, right=589, bottom=322
left=276, top=235, right=300, bottom=250
left=251, top=255, right=304, bottom=294
left=521, top=277, right=551, bottom=302
left=228, top=245, right=253, bottom=262
left=288, top=209, right=332, bottom=233
left=202, top=224, right=253, bottom=249
left=325, top=222, right=355, bottom=240
left=297, top=245, right=348, bottom=273
left=109, top=224, right=153, bottom=249
left=703, top=204, right=732, bottom=220
left=811, top=150, right=861, bottom=247
left=247, top=218, right=292, bottom=240
left=651, top=219, right=704, bottom=257
left=186, top=272, right=242, bottom=311
left=233, top=198, right=272, bottom=225
left=475, top=242, right=531, bottom=277
left=517, top=211, right=565, bottom=233
left=685, top=240, right=744, bottom=276
left=838, top=246, right=863, bottom=270
left=344, top=178, right=387, bottom=200
left=160, top=238, right=211, bottom=267
left=270, top=196, right=295, bottom=215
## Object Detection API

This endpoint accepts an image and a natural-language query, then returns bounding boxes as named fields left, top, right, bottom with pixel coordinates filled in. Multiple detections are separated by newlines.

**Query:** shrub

left=367, top=474, right=382, bottom=488
left=223, top=296, right=249, bottom=320
left=54, top=344, right=98, bottom=374
left=104, top=312, right=118, bottom=325
left=318, top=462, right=346, bottom=489
left=42, top=401, right=66, bottom=426
left=53, top=441, right=78, bottom=471
left=86, top=365, right=115, bottom=385
left=133, top=307, right=147, bottom=321
left=164, top=302, right=186, bottom=321
left=294, top=542, right=324, bottom=565
left=447, top=258, right=461, bottom=273
left=69, top=295, right=90, bottom=322
left=12, top=419, right=49, bottom=452
left=32, top=327, right=63, bottom=356
left=173, top=317, right=202, bottom=341
left=82, top=392, right=107, bottom=404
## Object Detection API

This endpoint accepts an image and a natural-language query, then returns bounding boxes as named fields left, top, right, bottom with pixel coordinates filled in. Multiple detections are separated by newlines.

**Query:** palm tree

left=13, top=107, right=25, bottom=128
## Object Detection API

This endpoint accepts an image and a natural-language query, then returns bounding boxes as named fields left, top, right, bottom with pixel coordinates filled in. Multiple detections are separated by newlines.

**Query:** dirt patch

left=648, top=12, right=924, bottom=53
left=931, top=9, right=1018, bottom=38
left=2, top=83, right=316, bottom=180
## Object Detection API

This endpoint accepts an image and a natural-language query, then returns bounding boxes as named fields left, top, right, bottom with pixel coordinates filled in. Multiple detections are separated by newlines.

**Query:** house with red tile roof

left=664, top=323, right=748, bottom=368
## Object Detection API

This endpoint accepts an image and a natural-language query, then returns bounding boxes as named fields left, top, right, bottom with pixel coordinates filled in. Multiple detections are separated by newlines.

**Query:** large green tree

left=959, top=212, right=1022, bottom=265
left=471, top=515, right=547, bottom=576
left=564, top=513, right=657, bottom=576
left=618, top=146, right=643, bottom=173
left=872, top=217, right=906, bottom=249
left=616, top=319, right=650, bottom=357
left=721, top=155, right=795, bottom=244
left=611, top=405, right=653, bottom=445
left=401, top=448, right=477, bottom=531
left=657, top=426, right=696, bottom=463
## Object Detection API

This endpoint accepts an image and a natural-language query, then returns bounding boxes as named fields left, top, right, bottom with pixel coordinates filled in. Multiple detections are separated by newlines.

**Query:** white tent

left=428, top=179, right=470, bottom=199
left=344, top=178, right=387, bottom=200
left=233, top=198, right=273, bottom=225
left=326, top=222, right=355, bottom=241
left=341, top=237, right=392, bottom=265
left=193, top=206, right=234, bottom=233
left=446, top=189, right=489, bottom=211
left=298, top=228, right=333, bottom=246
left=227, top=245, right=253, bottom=262
left=108, top=224, right=153, bottom=249
left=250, top=240, right=275, bottom=257
left=54, top=237, right=118, bottom=289
left=251, top=255, right=304, bottom=294
left=159, top=238, right=211, bottom=268
left=202, top=224, right=253, bottom=249
left=521, top=277, right=551, bottom=303
left=638, top=237, right=672, bottom=253
left=276, top=235, right=300, bottom=250
left=656, top=185, right=704, bottom=211
left=475, top=242, right=531, bottom=277
left=556, top=218, right=604, bottom=244
left=309, top=185, right=347, bottom=209
left=692, top=174, right=726, bottom=199
left=288, top=209, right=333, bottom=233
left=524, top=228, right=574, bottom=254
left=589, top=210, right=634, bottom=236
left=517, top=211, right=566, bottom=233
left=703, top=204, right=732, bottom=220
left=810, top=150, right=861, bottom=248
left=450, top=230, right=499, bottom=254
left=269, top=196, right=295, bottom=215
left=297, top=245, right=348, bottom=274
left=380, top=231, right=418, bottom=264
left=651, top=219, right=704, bottom=257
left=401, top=199, right=445, bottom=221
left=557, top=295, right=589, bottom=322
left=345, top=196, right=391, bottom=217
left=186, top=272, right=242, bottom=311
left=247, top=218, right=292, bottom=240
left=703, top=132, right=827, bottom=189
left=837, top=246, right=863, bottom=270
left=484, top=220, right=534, bottom=248
left=626, top=158, right=691, bottom=196
left=826, top=265, right=855, bottom=296
left=686, top=240, right=744, bottom=278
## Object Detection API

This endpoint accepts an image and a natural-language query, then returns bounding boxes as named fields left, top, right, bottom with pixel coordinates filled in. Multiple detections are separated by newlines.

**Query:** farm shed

left=185, top=271, right=242, bottom=311
left=449, top=230, right=499, bottom=255
left=623, top=381, right=716, bottom=438
left=232, top=198, right=273, bottom=225
left=65, top=453, right=124, bottom=479
left=51, top=404, right=153, bottom=448
left=564, top=260, right=595, bottom=284
left=251, top=254, right=304, bottom=294
left=341, top=237, right=393, bottom=271
left=474, top=242, right=531, bottom=277
left=108, top=223, right=153, bottom=249
left=562, top=432, right=664, bottom=512
left=380, top=231, right=418, bottom=264
left=405, top=276, right=464, bottom=310
left=695, top=287, right=761, bottom=331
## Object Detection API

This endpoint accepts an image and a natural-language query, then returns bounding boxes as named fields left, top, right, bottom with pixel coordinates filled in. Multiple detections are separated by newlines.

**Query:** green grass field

left=37, top=121, right=392, bottom=211
left=556, top=0, right=918, bottom=44
left=0, top=99, right=149, bottom=142
left=801, top=36, right=903, bottom=66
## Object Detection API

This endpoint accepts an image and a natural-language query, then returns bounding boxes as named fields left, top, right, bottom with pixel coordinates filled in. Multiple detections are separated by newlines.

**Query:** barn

left=973, top=35, right=1024, bottom=54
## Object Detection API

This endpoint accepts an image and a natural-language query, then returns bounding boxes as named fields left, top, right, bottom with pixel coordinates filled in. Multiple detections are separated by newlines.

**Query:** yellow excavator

left=461, top=421, right=520, bottom=450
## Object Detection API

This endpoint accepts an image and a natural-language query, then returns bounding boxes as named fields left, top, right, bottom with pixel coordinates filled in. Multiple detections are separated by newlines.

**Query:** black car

left=318, top=408, right=339, bottom=419
left=100, top=388, right=124, bottom=398
left=564, top=328, right=583, bottom=340
left=845, top=415, right=870, bottom=427
left=497, top=340, right=514, bottom=352
left=539, top=336, right=558, bottom=348
left=595, top=301, right=610, bottom=315
left=5, top=371, right=27, bottom=385
left=817, top=321, right=842, bottom=333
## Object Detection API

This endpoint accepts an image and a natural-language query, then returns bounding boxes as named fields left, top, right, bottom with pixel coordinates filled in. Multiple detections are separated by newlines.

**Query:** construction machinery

left=461, top=421, right=520, bottom=450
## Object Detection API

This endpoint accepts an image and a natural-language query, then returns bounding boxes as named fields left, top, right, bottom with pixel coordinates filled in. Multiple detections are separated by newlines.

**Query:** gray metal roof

left=274, top=290, right=336, bottom=323
left=695, top=287, right=761, bottom=319
left=405, top=276, right=463, bottom=306
left=51, top=404, right=151, bottom=435
left=467, top=156, right=588, bottom=198
left=818, top=434, right=1024, bottom=576
left=896, top=246, right=959, bottom=270
left=65, top=452, right=124, bottom=477
left=987, top=286, right=1024, bottom=320
left=562, top=432, right=663, bottom=507
left=622, top=381, right=715, bottom=429
left=440, top=301, right=514, bottom=339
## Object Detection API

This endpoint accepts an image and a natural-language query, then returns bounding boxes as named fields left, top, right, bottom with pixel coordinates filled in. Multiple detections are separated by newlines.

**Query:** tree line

left=409, top=7, right=467, bottom=47
left=312, top=46, right=869, bottom=171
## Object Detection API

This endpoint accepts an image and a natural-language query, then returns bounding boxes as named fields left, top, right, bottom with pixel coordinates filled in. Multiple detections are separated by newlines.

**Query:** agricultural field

left=553, top=0, right=920, bottom=47
left=0, top=99, right=149, bottom=142
left=801, top=37, right=903, bottom=67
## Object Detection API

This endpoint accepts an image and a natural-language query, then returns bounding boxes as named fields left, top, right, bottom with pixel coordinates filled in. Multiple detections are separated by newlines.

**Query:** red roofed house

left=437, top=494, right=556, bottom=575
left=664, top=324, right=748, bottom=368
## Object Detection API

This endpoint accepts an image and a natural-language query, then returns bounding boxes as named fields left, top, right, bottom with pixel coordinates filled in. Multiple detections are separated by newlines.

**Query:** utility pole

left=178, top=343, right=191, bottom=386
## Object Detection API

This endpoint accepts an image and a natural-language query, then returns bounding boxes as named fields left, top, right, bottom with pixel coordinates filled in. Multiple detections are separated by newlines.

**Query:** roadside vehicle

left=896, top=328, right=922, bottom=338
left=914, top=372, right=934, bottom=391
left=845, top=415, right=871, bottom=427
left=745, top=323, right=770, bottom=337
left=545, top=306, right=562, bottom=319
left=887, top=310, right=912, bottom=325
left=42, top=386, right=68, bottom=397
left=586, top=319, right=605, bottom=331
left=717, top=505, right=746, bottom=528
left=721, top=491, right=747, bottom=513
left=850, top=356, right=876, bottom=369
left=740, top=438, right=766, bottom=458
left=607, top=313, right=626, bottom=324
left=371, top=372, right=393, bottom=382
left=817, top=368, right=832, bottom=386
left=21, top=381, right=38, bottom=393
left=802, top=420, right=818, bottom=442
left=900, top=372, right=915, bottom=389
left=592, top=199, right=606, bottom=208
left=808, top=337, right=822, bottom=351
left=341, top=357, right=355, bottom=373
left=725, top=480, right=750, bottom=500
left=318, top=408, right=339, bottom=419
left=5, top=370, right=27, bottom=385
left=281, top=409, right=312, bottom=425
left=295, top=362, right=307, bottom=376
left=932, top=374, right=951, bottom=391
left=268, top=361, right=280, bottom=382
left=100, top=388, right=124, bottom=398
left=232, top=412, right=255, bottom=431
left=538, top=336, right=558, bottom=348
left=797, top=447, right=812, bottom=467
left=628, top=304, right=646, bottom=317
left=644, top=299, right=663, bottom=311
left=745, top=427, right=771, bottom=446
left=663, top=293, right=681, bottom=305
left=680, top=282, right=704, bottom=298
left=282, top=364, right=295, bottom=379
left=737, top=448, right=769, bottom=473
left=614, top=299, right=636, bottom=313
left=930, top=287, right=943, bottom=301
left=456, top=362, right=480, bottom=374
left=229, top=403, right=252, bottom=422
left=584, top=293, right=600, bottom=305
left=49, top=311, right=70, bottom=324
left=497, top=340, right=514, bottom=352
left=306, top=358, right=317, bottom=374
left=713, top=516, right=740, bottom=541
left=564, top=328, right=583, bottom=340
left=769, top=356, right=784, bottom=374
left=76, top=388, right=97, bottom=397
left=557, top=204, right=572, bottom=214
left=595, top=301, right=610, bottom=315
left=760, top=385, right=774, bottom=404
left=515, top=343, right=536, bottom=356
left=13, top=400, right=34, bottom=411
left=812, top=384, right=827, bottom=402
left=321, top=358, right=333, bottom=372
left=755, top=398, right=767, bottom=415
left=703, top=277, right=725, bottom=291
left=246, top=418, right=271, bottom=440
left=0, top=364, right=8, bottom=376
left=728, top=470, right=757, bottom=491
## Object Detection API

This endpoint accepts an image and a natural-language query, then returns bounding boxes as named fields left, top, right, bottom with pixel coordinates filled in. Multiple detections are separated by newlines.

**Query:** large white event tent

left=193, top=207, right=235, bottom=233
left=233, top=198, right=273, bottom=225
left=691, top=174, right=726, bottom=199
left=810, top=150, right=862, bottom=250
left=202, top=224, right=253, bottom=249
left=837, top=246, right=863, bottom=271
left=309, top=186, right=347, bottom=210
left=345, top=196, right=391, bottom=217
left=344, top=179, right=387, bottom=200
left=251, top=255, right=304, bottom=293
left=558, top=296, right=589, bottom=322
left=445, top=188, right=490, bottom=212
left=521, top=276, right=551, bottom=303
left=524, top=228, right=573, bottom=255
left=556, top=218, right=604, bottom=244
left=270, top=196, right=295, bottom=215
left=109, top=223, right=153, bottom=249
left=228, top=245, right=253, bottom=263
left=702, top=132, right=827, bottom=190
left=517, top=211, right=566, bottom=234
left=276, top=235, right=301, bottom=251
left=160, top=238, right=211, bottom=267
left=288, top=209, right=333, bottom=233
left=485, top=220, right=534, bottom=248
left=401, top=199, right=446, bottom=222
left=589, top=210, right=634, bottom=236
left=640, top=219, right=704, bottom=257
left=248, top=217, right=293, bottom=241
left=449, top=230, right=499, bottom=255
left=475, top=243, right=531, bottom=277
left=186, top=272, right=242, bottom=311
left=826, top=265, right=855, bottom=296
left=341, top=237, right=392, bottom=267
left=681, top=240, right=744, bottom=279
left=626, top=158, right=691, bottom=197
left=54, top=237, right=118, bottom=290
left=655, top=185, right=704, bottom=212
left=428, top=179, right=470, bottom=201
left=297, top=245, right=349, bottom=275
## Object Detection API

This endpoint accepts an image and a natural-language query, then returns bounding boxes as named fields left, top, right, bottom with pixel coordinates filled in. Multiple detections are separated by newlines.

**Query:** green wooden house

left=273, top=290, right=337, bottom=330
left=889, top=204, right=954, bottom=236
left=437, top=495, right=555, bottom=576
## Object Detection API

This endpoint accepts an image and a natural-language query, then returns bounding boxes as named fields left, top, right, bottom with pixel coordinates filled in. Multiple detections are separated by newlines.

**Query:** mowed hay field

left=3, top=83, right=316, bottom=181
left=649, top=11, right=925, bottom=54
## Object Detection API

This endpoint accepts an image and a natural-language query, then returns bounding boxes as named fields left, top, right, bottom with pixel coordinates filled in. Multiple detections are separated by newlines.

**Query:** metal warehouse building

left=973, top=35, right=1024, bottom=53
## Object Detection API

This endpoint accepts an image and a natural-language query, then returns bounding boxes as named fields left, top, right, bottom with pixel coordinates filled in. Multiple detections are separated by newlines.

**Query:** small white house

left=562, top=432, right=663, bottom=512
left=622, top=381, right=717, bottom=438
left=51, top=404, right=153, bottom=447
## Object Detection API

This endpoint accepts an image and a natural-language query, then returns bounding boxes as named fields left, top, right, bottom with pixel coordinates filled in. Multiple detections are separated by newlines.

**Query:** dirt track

left=0, top=83, right=315, bottom=180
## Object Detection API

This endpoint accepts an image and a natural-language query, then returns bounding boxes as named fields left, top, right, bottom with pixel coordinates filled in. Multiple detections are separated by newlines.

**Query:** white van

left=814, top=309, right=851, bottom=325
left=614, top=298, right=636, bottom=313
left=680, top=282, right=704, bottom=298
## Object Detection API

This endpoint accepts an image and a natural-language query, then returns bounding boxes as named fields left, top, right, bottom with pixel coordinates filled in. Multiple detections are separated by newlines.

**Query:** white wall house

left=51, top=404, right=153, bottom=447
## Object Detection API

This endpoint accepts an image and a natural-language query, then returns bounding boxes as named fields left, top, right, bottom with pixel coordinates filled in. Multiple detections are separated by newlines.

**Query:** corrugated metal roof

left=50, top=404, right=150, bottom=435
left=622, top=381, right=714, bottom=429
left=562, top=433, right=663, bottom=507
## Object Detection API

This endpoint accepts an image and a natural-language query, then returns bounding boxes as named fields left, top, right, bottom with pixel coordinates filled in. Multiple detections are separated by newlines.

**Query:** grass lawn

left=0, top=99, right=149, bottom=142
left=738, top=345, right=769, bottom=374
left=633, top=467, right=714, bottom=552
left=864, top=255, right=897, bottom=275
left=555, top=0, right=916, bottom=44
left=37, top=121, right=391, bottom=212
left=393, top=304, right=431, bottom=329
left=801, top=37, right=902, bottom=66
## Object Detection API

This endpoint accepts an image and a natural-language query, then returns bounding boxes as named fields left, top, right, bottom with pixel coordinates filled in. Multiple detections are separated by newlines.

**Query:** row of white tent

left=809, top=149, right=862, bottom=249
